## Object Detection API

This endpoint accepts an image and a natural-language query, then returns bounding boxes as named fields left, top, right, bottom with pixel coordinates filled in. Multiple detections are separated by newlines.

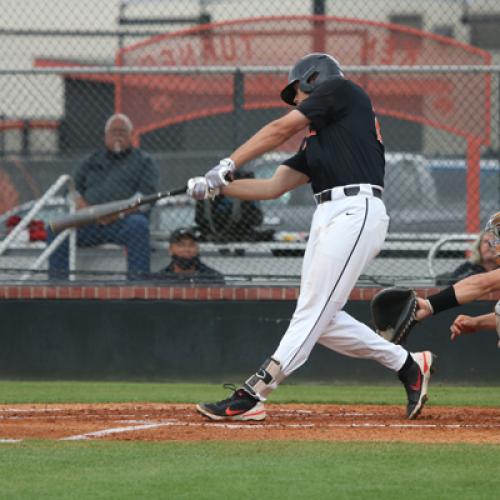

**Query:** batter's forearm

left=222, top=178, right=280, bottom=200
left=230, top=121, right=293, bottom=167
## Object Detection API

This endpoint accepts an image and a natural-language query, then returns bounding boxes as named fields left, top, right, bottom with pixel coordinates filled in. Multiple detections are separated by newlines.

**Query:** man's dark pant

left=48, top=213, right=150, bottom=280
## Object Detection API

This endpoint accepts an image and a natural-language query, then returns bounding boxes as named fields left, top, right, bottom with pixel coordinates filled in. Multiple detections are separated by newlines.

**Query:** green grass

left=1, top=381, right=500, bottom=499
left=0, top=380, right=499, bottom=407
left=0, top=441, right=499, bottom=499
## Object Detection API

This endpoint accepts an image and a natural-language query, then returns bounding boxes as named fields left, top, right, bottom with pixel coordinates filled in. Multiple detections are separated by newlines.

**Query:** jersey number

left=374, top=116, right=383, bottom=144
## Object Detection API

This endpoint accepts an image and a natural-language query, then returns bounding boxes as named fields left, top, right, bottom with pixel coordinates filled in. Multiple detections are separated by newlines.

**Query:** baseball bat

left=49, top=185, right=187, bottom=234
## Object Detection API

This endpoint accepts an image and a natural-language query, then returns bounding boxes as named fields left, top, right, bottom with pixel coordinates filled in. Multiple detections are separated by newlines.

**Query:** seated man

left=48, top=113, right=159, bottom=280
left=159, top=227, right=224, bottom=283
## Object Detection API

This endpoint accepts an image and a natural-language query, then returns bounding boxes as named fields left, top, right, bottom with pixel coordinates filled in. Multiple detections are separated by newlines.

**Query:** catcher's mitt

left=370, top=286, right=418, bottom=344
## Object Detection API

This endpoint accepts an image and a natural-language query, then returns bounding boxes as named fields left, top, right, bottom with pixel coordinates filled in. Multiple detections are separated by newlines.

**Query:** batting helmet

left=280, top=53, right=344, bottom=106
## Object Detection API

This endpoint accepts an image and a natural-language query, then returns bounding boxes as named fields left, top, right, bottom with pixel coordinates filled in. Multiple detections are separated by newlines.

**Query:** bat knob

left=223, top=171, right=234, bottom=183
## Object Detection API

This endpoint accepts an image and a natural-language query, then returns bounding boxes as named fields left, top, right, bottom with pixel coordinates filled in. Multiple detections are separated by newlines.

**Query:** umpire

left=187, top=53, right=435, bottom=421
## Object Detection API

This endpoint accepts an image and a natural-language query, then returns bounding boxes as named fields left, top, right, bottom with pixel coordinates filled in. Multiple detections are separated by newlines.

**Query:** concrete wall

left=1, top=298, right=498, bottom=383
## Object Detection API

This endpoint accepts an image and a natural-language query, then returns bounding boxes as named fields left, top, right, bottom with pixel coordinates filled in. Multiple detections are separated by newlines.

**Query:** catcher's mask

left=280, top=53, right=344, bottom=106
left=485, top=211, right=500, bottom=265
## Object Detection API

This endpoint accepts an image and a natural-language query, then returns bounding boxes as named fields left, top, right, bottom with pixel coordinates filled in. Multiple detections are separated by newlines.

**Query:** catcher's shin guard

left=243, top=357, right=283, bottom=399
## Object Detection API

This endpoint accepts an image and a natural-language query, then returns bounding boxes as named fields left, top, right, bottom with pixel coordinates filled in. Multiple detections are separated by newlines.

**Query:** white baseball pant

left=268, top=184, right=408, bottom=393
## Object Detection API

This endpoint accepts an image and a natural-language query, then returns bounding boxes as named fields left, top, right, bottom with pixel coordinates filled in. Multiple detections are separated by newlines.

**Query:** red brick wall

left=0, top=285, right=499, bottom=302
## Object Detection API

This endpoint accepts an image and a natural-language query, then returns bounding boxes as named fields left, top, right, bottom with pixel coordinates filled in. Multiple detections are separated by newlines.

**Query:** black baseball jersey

left=283, top=78, right=385, bottom=193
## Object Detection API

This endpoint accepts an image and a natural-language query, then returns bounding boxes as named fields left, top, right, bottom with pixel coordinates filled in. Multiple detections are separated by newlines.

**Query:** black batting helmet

left=280, top=53, right=344, bottom=106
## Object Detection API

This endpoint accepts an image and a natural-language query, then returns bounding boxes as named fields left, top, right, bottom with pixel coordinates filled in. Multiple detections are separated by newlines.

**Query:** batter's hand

left=450, top=314, right=479, bottom=340
left=205, top=158, right=235, bottom=191
left=187, top=176, right=210, bottom=200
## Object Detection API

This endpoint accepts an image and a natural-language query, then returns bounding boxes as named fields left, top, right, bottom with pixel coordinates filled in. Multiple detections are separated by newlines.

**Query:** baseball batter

left=187, top=53, right=435, bottom=421
left=416, top=211, right=500, bottom=346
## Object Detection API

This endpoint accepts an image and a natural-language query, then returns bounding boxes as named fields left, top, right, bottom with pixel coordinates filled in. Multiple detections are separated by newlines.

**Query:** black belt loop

left=314, top=185, right=382, bottom=204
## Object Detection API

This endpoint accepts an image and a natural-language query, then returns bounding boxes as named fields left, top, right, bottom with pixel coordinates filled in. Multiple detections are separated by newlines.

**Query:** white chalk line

left=0, top=408, right=66, bottom=412
left=3, top=407, right=500, bottom=441
left=0, top=413, right=144, bottom=421
left=5, top=418, right=500, bottom=443
left=118, top=419, right=160, bottom=425
left=57, top=417, right=500, bottom=441
left=60, top=421, right=179, bottom=441
left=201, top=422, right=500, bottom=430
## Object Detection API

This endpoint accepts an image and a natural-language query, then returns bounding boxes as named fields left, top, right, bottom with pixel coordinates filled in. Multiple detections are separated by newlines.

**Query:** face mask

left=171, top=254, right=201, bottom=270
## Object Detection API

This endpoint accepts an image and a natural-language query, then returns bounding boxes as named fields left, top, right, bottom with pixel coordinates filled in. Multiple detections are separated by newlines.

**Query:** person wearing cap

left=160, top=227, right=224, bottom=283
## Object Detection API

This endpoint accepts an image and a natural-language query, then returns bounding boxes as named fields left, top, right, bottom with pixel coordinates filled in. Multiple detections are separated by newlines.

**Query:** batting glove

left=187, top=176, right=209, bottom=200
left=205, top=158, right=236, bottom=191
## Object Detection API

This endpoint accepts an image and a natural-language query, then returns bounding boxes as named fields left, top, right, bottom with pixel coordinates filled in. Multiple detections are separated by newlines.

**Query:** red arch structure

left=116, top=16, right=491, bottom=232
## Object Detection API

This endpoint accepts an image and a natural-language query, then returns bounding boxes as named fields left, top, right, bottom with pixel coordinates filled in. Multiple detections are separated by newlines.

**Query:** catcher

left=371, top=211, right=500, bottom=347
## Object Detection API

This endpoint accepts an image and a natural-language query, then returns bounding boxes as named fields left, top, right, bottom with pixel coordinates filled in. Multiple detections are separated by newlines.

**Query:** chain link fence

left=1, top=0, right=499, bottom=284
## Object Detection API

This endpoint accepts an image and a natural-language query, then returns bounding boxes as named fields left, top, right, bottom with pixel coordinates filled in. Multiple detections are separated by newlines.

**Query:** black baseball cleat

left=398, top=351, right=436, bottom=420
left=196, top=385, right=266, bottom=421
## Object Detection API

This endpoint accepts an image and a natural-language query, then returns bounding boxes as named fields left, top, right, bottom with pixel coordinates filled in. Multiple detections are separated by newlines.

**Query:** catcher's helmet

left=280, top=53, right=344, bottom=106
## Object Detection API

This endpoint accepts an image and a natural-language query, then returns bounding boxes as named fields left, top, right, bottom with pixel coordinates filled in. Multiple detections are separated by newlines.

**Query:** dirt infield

left=1, top=403, right=499, bottom=444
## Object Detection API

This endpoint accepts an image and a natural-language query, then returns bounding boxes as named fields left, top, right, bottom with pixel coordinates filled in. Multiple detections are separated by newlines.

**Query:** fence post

left=0, top=114, right=4, bottom=155
left=21, top=120, right=29, bottom=155
left=233, top=69, right=245, bottom=149
left=114, top=52, right=123, bottom=114
left=466, top=137, right=481, bottom=233
left=312, top=0, right=326, bottom=52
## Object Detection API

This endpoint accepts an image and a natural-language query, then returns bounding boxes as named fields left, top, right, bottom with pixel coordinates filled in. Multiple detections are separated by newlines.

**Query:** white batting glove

left=205, top=158, right=236, bottom=191
left=187, top=176, right=209, bottom=200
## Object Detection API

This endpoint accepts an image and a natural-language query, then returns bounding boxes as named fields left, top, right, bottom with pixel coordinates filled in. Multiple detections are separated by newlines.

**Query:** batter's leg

left=318, top=311, right=435, bottom=419
left=272, top=196, right=389, bottom=380
left=318, top=310, right=407, bottom=370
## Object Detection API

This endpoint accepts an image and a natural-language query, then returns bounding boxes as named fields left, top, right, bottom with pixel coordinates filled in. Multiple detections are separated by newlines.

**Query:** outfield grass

left=0, top=380, right=499, bottom=407
left=1, top=441, right=499, bottom=499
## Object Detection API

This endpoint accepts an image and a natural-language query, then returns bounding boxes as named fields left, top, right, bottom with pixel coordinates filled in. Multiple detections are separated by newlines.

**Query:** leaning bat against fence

left=49, top=186, right=187, bottom=234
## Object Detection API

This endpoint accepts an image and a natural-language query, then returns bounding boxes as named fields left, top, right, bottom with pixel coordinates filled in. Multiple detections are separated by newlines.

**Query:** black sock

left=398, top=353, right=414, bottom=375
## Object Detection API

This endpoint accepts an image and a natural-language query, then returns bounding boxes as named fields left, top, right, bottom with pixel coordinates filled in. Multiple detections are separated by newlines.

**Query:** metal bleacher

left=0, top=230, right=476, bottom=284
left=0, top=174, right=477, bottom=284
